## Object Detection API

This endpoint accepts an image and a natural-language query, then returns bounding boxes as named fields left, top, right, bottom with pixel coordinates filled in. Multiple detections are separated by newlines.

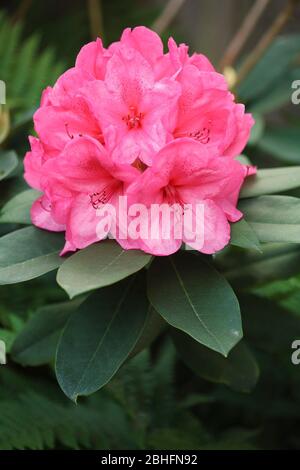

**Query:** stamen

left=188, top=120, right=212, bottom=144
left=40, top=198, right=51, bottom=212
left=65, top=123, right=74, bottom=139
left=163, top=185, right=185, bottom=206
left=90, top=184, right=117, bottom=209
left=189, top=127, right=210, bottom=144
left=132, top=157, right=147, bottom=171
left=122, top=106, right=144, bottom=130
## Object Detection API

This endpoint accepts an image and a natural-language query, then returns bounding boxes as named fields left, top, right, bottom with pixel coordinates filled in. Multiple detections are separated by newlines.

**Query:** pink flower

left=168, top=46, right=254, bottom=156
left=24, top=26, right=254, bottom=257
left=80, top=45, right=181, bottom=165
left=124, top=139, right=246, bottom=256
left=28, top=136, right=139, bottom=254
left=75, top=37, right=109, bottom=80
left=174, top=84, right=254, bottom=157
left=29, top=41, right=109, bottom=163
left=110, top=26, right=164, bottom=69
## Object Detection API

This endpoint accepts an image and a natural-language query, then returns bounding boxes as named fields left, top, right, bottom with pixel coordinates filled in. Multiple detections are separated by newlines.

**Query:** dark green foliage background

left=1, top=0, right=300, bottom=450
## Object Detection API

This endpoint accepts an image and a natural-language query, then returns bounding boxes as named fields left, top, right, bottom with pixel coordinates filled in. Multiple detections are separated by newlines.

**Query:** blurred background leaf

left=1, top=0, right=300, bottom=451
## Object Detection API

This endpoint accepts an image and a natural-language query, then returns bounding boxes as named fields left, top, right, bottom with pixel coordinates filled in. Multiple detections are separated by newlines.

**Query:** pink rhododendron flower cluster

left=24, top=26, right=254, bottom=256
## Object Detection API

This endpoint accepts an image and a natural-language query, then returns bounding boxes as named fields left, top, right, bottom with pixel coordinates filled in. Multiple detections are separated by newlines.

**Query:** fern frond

left=0, top=391, right=104, bottom=449
left=0, top=366, right=130, bottom=450
left=0, top=10, right=65, bottom=126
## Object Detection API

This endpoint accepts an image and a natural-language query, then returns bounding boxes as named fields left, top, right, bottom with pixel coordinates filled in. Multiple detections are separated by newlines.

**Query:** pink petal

left=197, top=199, right=231, bottom=254
left=65, top=193, right=112, bottom=251
left=75, top=38, right=108, bottom=79
left=24, top=137, right=45, bottom=190
left=224, top=108, right=255, bottom=157
left=31, top=196, right=65, bottom=232
left=34, top=97, right=102, bottom=157
left=118, top=27, right=164, bottom=67
left=42, top=136, right=113, bottom=193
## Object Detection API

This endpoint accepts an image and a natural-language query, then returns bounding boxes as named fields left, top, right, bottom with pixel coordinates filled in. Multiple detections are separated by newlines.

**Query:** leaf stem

left=11, top=0, right=33, bottom=24
left=87, top=0, right=105, bottom=42
left=219, top=0, right=271, bottom=71
left=234, top=0, right=300, bottom=89
left=152, top=0, right=187, bottom=35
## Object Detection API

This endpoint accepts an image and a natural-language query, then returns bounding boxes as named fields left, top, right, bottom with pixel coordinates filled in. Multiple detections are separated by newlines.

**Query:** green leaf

left=11, top=34, right=39, bottom=98
left=0, top=11, right=65, bottom=120
left=11, top=299, right=82, bottom=366
left=172, top=330, right=259, bottom=393
left=0, top=328, right=17, bottom=353
left=240, top=167, right=300, bottom=198
left=129, top=308, right=167, bottom=358
left=57, top=240, right=151, bottom=298
left=147, top=252, right=242, bottom=356
left=236, top=154, right=252, bottom=166
left=237, top=34, right=300, bottom=101
left=223, top=244, right=300, bottom=289
left=0, top=189, right=40, bottom=224
left=0, top=227, right=64, bottom=284
left=240, top=294, right=300, bottom=355
left=56, top=274, right=149, bottom=401
left=230, top=219, right=261, bottom=251
left=248, top=114, right=265, bottom=146
left=257, top=127, right=300, bottom=164
left=239, top=196, right=300, bottom=244
left=249, top=67, right=300, bottom=114
left=0, top=151, right=18, bottom=181
left=0, top=22, right=22, bottom=81
left=0, top=109, right=10, bottom=145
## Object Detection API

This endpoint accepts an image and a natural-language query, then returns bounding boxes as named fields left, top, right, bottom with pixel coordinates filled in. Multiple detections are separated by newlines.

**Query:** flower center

left=90, top=183, right=119, bottom=209
left=40, top=198, right=51, bottom=212
left=163, top=185, right=184, bottom=206
left=122, top=106, right=144, bottom=130
left=189, top=127, right=210, bottom=144
left=65, top=123, right=74, bottom=139
left=132, top=157, right=147, bottom=171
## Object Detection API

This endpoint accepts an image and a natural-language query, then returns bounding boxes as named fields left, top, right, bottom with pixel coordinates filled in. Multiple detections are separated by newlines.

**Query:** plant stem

left=12, top=0, right=33, bottom=24
left=152, top=0, right=187, bottom=35
left=234, top=0, right=300, bottom=88
left=219, top=0, right=271, bottom=71
left=88, top=0, right=105, bottom=42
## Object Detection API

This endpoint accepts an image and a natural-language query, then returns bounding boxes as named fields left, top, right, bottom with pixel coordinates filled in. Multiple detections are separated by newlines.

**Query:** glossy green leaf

left=0, top=189, right=40, bottom=224
left=11, top=298, right=82, bottom=366
left=230, top=219, right=261, bottom=251
left=248, top=114, right=265, bottom=146
left=250, top=68, right=300, bottom=114
left=130, top=308, right=166, bottom=358
left=257, top=127, right=300, bottom=164
left=172, top=330, right=259, bottom=392
left=238, top=35, right=300, bottom=101
left=223, top=244, right=300, bottom=289
left=0, top=226, right=64, bottom=284
left=240, top=294, right=300, bottom=355
left=240, top=167, right=300, bottom=198
left=0, top=176, right=28, bottom=209
left=147, top=252, right=242, bottom=356
left=57, top=240, right=151, bottom=298
left=0, top=151, right=18, bottom=180
left=56, top=274, right=149, bottom=401
left=236, top=154, right=252, bottom=166
left=239, top=196, right=300, bottom=244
